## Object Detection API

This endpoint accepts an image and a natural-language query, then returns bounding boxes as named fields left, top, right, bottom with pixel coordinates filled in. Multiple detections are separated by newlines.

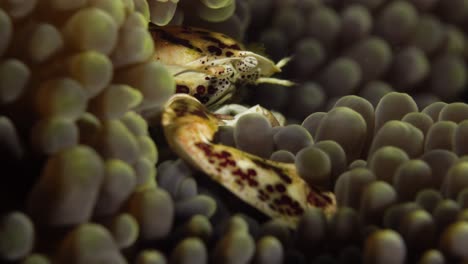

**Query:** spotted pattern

left=175, top=76, right=224, bottom=105
left=258, top=185, right=305, bottom=216
left=194, top=140, right=308, bottom=217
left=195, top=142, right=260, bottom=187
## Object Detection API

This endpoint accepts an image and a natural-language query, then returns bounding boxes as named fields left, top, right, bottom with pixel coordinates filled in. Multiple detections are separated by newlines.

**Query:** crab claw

left=161, top=94, right=336, bottom=228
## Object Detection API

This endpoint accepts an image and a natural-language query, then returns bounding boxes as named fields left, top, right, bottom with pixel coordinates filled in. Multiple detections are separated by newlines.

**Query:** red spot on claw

left=275, top=184, right=286, bottom=193
left=247, top=169, right=257, bottom=176
left=248, top=180, right=258, bottom=187
left=266, top=185, right=274, bottom=193
left=197, top=85, right=206, bottom=94
left=280, top=195, right=292, bottom=204
left=221, top=150, right=231, bottom=157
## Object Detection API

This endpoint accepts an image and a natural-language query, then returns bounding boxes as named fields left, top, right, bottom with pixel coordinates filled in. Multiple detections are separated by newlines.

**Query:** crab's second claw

left=162, top=94, right=336, bottom=228
left=215, top=104, right=283, bottom=127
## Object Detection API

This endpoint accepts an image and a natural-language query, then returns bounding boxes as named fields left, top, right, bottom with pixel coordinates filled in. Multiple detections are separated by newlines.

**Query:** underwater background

left=1, top=0, right=468, bottom=263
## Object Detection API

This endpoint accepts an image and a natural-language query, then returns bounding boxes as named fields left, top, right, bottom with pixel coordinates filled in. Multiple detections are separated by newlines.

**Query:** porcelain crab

left=150, top=24, right=336, bottom=228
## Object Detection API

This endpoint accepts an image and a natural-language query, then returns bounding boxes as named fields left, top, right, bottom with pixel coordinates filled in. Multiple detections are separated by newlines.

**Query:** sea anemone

left=2, top=0, right=468, bottom=263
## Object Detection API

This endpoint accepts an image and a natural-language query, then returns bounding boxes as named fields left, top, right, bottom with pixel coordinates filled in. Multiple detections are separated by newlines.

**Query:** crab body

left=151, top=25, right=336, bottom=227
left=149, top=24, right=292, bottom=108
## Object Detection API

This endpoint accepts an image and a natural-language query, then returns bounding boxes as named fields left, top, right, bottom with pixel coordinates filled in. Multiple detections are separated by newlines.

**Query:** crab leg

left=161, top=94, right=336, bottom=228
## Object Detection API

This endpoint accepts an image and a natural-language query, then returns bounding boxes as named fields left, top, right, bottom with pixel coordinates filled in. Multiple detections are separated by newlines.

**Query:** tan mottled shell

left=150, top=24, right=244, bottom=65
